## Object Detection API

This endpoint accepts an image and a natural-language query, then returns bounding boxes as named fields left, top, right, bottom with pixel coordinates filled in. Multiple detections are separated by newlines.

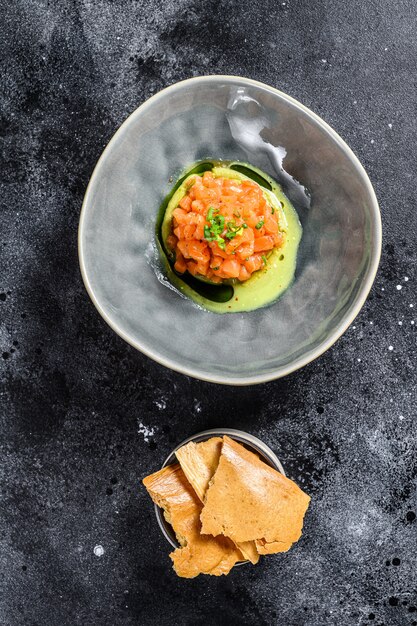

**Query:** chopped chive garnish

left=223, top=219, right=247, bottom=240
left=204, top=208, right=226, bottom=248
left=255, top=220, right=264, bottom=230
left=262, top=255, right=268, bottom=265
left=271, top=207, right=275, bottom=214
left=207, top=206, right=218, bottom=222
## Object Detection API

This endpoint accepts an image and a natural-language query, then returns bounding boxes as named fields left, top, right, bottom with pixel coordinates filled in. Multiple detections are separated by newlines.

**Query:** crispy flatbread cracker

left=255, top=538, right=293, bottom=555
left=176, top=439, right=260, bottom=565
left=200, top=436, right=310, bottom=545
left=234, top=539, right=260, bottom=564
left=143, top=463, right=243, bottom=578
left=175, top=438, right=223, bottom=502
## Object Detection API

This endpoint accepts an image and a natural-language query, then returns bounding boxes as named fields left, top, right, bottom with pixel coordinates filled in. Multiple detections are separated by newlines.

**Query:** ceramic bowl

left=154, top=428, right=285, bottom=562
left=78, top=76, right=381, bottom=384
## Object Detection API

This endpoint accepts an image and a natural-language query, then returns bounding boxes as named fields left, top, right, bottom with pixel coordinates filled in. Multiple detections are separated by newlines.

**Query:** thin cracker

left=255, top=538, right=293, bottom=555
left=175, top=438, right=223, bottom=502
left=200, top=436, right=310, bottom=545
left=143, top=463, right=242, bottom=578
left=176, top=438, right=260, bottom=565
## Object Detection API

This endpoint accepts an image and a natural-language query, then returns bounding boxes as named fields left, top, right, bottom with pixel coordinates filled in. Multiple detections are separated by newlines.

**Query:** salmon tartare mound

left=165, top=171, right=286, bottom=284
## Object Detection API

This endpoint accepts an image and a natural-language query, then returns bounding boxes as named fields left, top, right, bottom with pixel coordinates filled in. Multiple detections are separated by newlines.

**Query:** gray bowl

left=79, top=76, right=381, bottom=384
left=155, top=428, right=285, bottom=563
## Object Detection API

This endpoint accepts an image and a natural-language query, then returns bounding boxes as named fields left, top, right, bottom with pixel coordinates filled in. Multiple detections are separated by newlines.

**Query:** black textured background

left=1, top=1, right=416, bottom=625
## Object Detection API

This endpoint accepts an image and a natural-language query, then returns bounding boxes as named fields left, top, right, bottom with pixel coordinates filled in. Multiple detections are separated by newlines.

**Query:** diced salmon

left=273, top=232, right=285, bottom=247
left=191, top=200, right=205, bottom=214
left=264, top=215, right=279, bottom=234
left=173, top=226, right=183, bottom=239
left=193, top=215, right=206, bottom=240
left=174, top=250, right=187, bottom=274
left=254, top=236, right=275, bottom=253
left=167, top=172, right=285, bottom=283
left=208, top=242, right=229, bottom=259
left=177, top=239, right=190, bottom=258
left=220, top=258, right=241, bottom=278
left=179, top=196, right=192, bottom=211
left=210, top=255, right=223, bottom=269
left=244, top=254, right=263, bottom=273
left=183, top=224, right=196, bottom=240
left=172, top=207, right=189, bottom=224
left=245, top=213, right=262, bottom=229
left=188, top=240, right=210, bottom=263
left=236, top=243, right=255, bottom=261
left=238, top=266, right=251, bottom=282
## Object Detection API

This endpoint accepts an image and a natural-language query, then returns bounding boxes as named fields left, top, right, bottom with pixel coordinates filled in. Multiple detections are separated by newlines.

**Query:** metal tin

left=154, top=428, right=286, bottom=563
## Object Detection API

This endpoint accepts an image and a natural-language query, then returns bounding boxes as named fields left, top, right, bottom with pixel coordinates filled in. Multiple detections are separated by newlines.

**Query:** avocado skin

left=156, top=160, right=302, bottom=313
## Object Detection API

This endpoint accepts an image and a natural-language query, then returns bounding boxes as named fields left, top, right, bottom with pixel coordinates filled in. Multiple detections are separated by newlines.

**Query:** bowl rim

left=154, top=428, right=286, bottom=561
left=78, top=74, right=382, bottom=385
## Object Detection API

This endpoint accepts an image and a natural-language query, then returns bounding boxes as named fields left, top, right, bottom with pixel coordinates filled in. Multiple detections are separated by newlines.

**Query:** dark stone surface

left=1, top=1, right=416, bottom=624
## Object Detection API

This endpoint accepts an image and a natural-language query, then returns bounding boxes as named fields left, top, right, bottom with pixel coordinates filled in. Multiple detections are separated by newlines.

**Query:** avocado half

left=156, top=160, right=302, bottom=314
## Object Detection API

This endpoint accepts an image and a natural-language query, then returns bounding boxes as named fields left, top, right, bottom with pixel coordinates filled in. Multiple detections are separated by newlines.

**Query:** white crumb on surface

left=388, top=346, right=394, bottom=351
left=398, top=321, right=403, bottom=326
left=404, top=276, right=409, bottom=281
left=371, top=139, right=375, bottom=144
left=194, top=399, right=202, bottom=413
left=154, top=398, right=166, bottom=410
left=94, top=545, right=104, bottom=557
left=137, top=422, right=156, bottom=442
left=396, top=284, right=402, bottom=290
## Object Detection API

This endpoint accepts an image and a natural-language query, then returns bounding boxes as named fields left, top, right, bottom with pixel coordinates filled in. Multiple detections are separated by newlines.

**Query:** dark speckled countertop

left=1, top=1, right=416, bottom=625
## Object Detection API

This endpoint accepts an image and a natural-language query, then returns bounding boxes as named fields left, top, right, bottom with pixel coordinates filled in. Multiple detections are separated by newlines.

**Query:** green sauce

left=156, top=160, right=302, bottom=313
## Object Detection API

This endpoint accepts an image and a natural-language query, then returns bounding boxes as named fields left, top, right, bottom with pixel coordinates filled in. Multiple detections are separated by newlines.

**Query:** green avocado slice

left=156, top=161, right=302, bottom=313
